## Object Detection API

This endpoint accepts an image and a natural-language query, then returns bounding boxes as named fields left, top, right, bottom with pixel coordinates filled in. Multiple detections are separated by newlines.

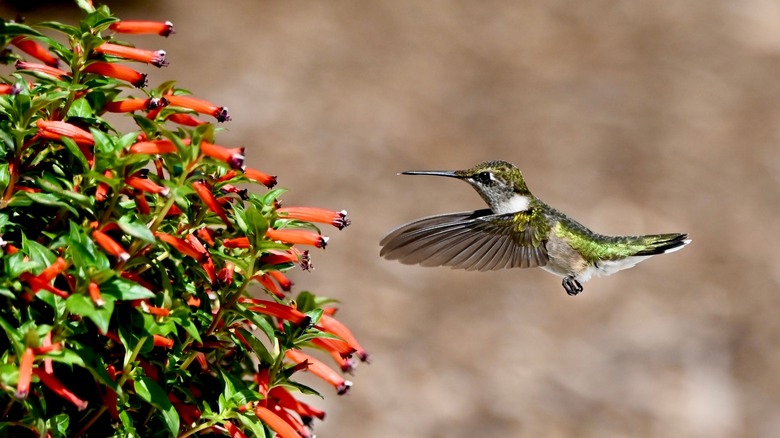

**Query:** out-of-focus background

left=3, top=1, right=779, bottom=437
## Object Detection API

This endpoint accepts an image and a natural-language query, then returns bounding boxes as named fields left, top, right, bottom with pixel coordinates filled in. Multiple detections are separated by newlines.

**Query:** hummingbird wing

left=380, top=208, right=549, bottom=271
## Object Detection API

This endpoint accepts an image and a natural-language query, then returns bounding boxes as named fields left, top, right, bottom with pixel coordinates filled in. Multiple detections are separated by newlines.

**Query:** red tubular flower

left=95, top=43, right=168, bottom=67
left=165, top=112, right=206, bottom=126
left=125, top=176, right=170, bottom=197
left=166, top=95, right=231, bottom=122
left=11, top=37, right=59, bottom=67
left=40, top=332, right=54, bottom=374
left=95, top=169, right=112, bottom=202
left=141, top=301, right=170, bottom=317
left=38, top=257, right=68, bottom=283
left=268, top=386, right=326, bottom=422
left=92, top=229, right=130, bottom=262
left=0, top=84, right=15, bottom=95
left=222, top=237, right=250, bottom=249
left=243, top=167, right=277, bottom=188
left=169, top=394, right=201, bottom=426
left=319, top=314, right=369, bottom=362
left=105, top=97, right=167, bottom=113
left=258, top=249, right=299, bottom=265
left=316, top=342, right=358, bottom=374
left=267, top=404, right=311, bottom=438
left=83, top=62, right=147, bottom=87
left=239, top=298, right=308, bottom=325
left=185, top=234, right=217, bottom=284
left=33, top=369, right=88, bottom=410
left=198, top=141, right=244, bottom=169
left=255, top=274, right=284, bottom=299
left=88, top=281, right=105, bottom=307
left=277, top=207, right=351, bottom=230
left=36, top=119, right=94, bottom=147
left=129, top=139, right=177, bottom=155
left=109, top=20, right=175, bottom=37
left=285, top=349, right=352, bottom=395
left=196, top=227, right=216, bottom=246
left=152, top=334, right=174, bottom=349
left=154, top=232, right=208, bottom=262
left=217, top=261, right=235, bottom=286
left=15, top=60, right=70, bottom=80
left=310, top=336, right=356, bottom=359
left=225, top=421, right=248, bottom=438
left=15, top=347, right=34, bottom=399
left=192, top=180, right=231, bottom=226
left=255, top=405, right=300, bottom=438
left=266, top=228, right=328, bottom=248
left=268, top=270, right=292, bottom=291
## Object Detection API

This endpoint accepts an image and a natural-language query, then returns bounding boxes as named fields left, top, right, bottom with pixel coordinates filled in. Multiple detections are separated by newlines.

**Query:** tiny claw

left=563, top=276, right=583, bottom=296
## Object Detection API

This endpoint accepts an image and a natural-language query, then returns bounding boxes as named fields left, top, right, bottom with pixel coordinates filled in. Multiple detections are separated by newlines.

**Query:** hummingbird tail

left=632, top=233, right=690, bottom=256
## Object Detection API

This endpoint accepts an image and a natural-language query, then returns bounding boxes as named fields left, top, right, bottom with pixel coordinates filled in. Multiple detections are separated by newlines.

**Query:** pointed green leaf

left=65, top=293, right=115, bottom=334
left=134, top=376, right=180, bottom=436
left=117, top=216, right=155, bottom=244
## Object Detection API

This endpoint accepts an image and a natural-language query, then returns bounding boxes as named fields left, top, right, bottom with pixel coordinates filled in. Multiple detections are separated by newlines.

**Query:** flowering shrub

left=0, top=3, right=366, bottom=437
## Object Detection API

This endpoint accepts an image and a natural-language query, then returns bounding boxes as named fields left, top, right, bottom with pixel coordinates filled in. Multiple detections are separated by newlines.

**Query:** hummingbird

left=379, top=160, right=690, bottom=296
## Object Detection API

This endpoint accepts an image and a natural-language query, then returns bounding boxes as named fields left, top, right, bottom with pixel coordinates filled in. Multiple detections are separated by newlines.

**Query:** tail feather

left=633, top=233, right=690, bottom=256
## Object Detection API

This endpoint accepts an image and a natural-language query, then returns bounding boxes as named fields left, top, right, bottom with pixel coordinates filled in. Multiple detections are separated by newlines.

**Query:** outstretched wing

left=380, top=209, right=549, bottom=271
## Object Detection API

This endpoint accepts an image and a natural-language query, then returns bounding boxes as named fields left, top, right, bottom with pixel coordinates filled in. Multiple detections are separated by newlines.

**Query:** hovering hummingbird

left=380, top=160, right=690, bottom=296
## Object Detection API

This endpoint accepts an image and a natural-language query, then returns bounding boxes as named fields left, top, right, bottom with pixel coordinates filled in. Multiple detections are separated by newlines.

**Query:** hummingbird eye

left=475, top=172, right=492, bottom=184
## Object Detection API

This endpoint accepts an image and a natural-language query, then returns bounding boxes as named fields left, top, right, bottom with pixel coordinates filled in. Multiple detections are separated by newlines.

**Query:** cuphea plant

left=0, top=3, right=366, bottom=437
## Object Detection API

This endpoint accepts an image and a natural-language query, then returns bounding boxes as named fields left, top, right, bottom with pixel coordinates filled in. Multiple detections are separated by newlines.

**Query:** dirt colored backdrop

left=3, top=1, right=779, bottom=437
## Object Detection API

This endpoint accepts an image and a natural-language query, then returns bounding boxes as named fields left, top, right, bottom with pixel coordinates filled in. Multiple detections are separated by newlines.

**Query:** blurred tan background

left=3, top=1, right=780, bottom=437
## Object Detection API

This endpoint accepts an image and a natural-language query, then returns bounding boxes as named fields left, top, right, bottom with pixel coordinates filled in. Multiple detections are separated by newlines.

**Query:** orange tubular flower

left=105, top=97, right=167, bottom=113
left=268, top=386, right=326, bottom=422
left=11, top=37, right=60, bottom=67
left=255, top=274, right=284, bottom=299
left=154, top=232, right=208, bottom=262
left=0, top=84, right=15, bottom=95
left=316, top=342, right=358, bottom=373
left=254, top=405, right=300, bottom=438
left=152, top=334, right=174, bottom=349
left=319, top=314, right=370, bottom=362
left=15, top=60, right=70, bottom=80
left=83, top=62, right=147, bottom=87
left=258, top=249, right=299, bottom=265
left=95, top=42, right=168, bottom=67
left=222, top=237, right=250, bottom=249
left=33, top=369, right=88, bottom=411
left=285, top=349, right=352, bottom=395
left=166, top=95, right=231, bottom=122
left=243, top=167, right=277, bottom=188
left=109, top=20, right=175, bottom=37
left=88, top=281, right=105, bottom=307
left=125, top=176, right=170, bottom=197
left=267, top=270, right=292, bottom=291
left=224, top=421, right=248, bottom=438
left=239, top=299, right=309, bottom=325
left=192, top=180, right=231, bottom=225
left=92, top=229, right=130, bottom=262
left=129, top=139, right=177, bottom=155
left=277, top=207, right=351, bottom=230
left=141, top=301, right=170, bottom=317
left=36, top=119, right=94, bottom=147
left=165, top=112, right=206, bottom=126
left=266, top=228, right=328, bottom=248
left=15, top=347, right=35, bottom=399
left=198, top=141, right=244, bottom=169
left=310, top=336, right=356, bottom=359
left=38, top=257, right=68, bottom=283
left=95, top=169, right=112, bottom=202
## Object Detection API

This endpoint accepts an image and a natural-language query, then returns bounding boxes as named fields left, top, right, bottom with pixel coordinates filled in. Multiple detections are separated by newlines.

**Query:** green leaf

left=117, top=216, right=155, bottom=243
left=233, top=303, right=276, bottom=343
left=134, top=376, right=180, bottom=436
left=68, top=97, right=94, bottom=119
left=101, top=276, right=155, bottom=300
left=237, top=413, right=269, bottom=438
left=48, top=413, right=70, bottom=437
left=22, top=233, right=56, bottom=267
left=235, top=327, right=274, bottom=365
left=65, top=293, right=116, bottom=334
left=168, top=307, right=202, bottom=345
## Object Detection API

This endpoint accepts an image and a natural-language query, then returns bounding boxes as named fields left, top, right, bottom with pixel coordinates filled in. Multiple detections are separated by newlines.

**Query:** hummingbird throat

left=491, top=193, right=531, bottom=214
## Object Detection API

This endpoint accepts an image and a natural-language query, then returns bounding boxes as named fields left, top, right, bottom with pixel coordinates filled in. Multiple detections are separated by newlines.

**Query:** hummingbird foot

left=562, top=276, right=583, bottom=296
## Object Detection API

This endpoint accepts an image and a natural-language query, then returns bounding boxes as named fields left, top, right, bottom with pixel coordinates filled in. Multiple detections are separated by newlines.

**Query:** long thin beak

left=400, top=170, right=462, bottom=178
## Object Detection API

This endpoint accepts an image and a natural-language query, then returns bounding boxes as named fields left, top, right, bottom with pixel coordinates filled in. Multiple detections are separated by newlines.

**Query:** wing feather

left=380, top=209, right=549, bottom=271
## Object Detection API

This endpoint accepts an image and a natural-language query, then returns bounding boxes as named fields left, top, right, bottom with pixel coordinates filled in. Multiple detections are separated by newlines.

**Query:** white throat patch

left=495, top=194, right=530, bottom=214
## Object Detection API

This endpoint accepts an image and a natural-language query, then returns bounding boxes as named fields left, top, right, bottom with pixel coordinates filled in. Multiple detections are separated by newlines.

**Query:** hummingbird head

left=402, top=160, right=533, bottom=214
